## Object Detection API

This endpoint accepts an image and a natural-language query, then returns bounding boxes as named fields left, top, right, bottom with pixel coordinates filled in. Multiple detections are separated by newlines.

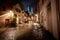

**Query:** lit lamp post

left=16, top=15, right=19, bottom=27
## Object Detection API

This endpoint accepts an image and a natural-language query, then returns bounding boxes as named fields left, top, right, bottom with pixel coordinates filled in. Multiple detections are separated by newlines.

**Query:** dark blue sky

left=19, top=0, right=38, bottom=13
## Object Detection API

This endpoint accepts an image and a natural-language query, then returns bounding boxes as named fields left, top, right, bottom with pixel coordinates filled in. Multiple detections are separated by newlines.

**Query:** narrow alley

left=0, top=0, right=60, bottom=40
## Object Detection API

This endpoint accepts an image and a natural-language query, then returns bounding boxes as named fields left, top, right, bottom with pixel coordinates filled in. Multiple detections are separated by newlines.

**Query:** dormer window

left=15, top=8, right=21, bottom=12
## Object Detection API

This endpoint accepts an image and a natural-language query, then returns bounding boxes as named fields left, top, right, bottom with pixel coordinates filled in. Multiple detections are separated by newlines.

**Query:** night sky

left=19, top=0, right=38, bottom=14
left=0, top=0, right=39, bottom=14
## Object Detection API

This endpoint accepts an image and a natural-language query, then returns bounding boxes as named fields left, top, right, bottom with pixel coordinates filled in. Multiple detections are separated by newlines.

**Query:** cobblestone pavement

left=0, top=26, right=56, bottom=40
left=0, top=26, right=32, bottom=40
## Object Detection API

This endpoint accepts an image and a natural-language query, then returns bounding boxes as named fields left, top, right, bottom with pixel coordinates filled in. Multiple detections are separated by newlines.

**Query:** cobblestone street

left=0, top=26, right=32, bottom=40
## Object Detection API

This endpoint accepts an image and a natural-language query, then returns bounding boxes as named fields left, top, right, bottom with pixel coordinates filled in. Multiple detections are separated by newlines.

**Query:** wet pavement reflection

left=0, top=27, right=32, bottom=40
left=0, top=25, right=56, bottom=40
